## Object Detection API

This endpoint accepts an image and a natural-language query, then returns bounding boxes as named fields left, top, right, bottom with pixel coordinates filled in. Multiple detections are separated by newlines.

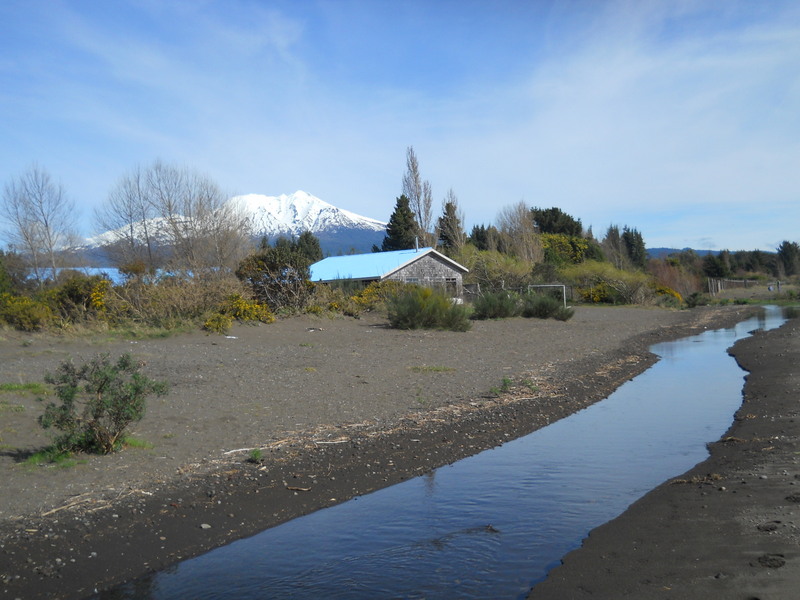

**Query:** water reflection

left=99, top=307, right=790, bottom=600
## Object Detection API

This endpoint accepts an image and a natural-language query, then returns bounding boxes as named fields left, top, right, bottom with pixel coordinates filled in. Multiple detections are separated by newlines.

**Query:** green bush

left=471, top=290, right=521, bottom=319
left=387, top=286, right=471, bottom=331
left=521, top=293, right=561, bottom=318
left=42, top=273, right=110, bottom=322
left=38, top=353, right=168, bottom=454
left=552, top=306, right=575, bottom=321
left=0, top=294, right=53, bottom=331
left=685, top=292, right=710, bottom=308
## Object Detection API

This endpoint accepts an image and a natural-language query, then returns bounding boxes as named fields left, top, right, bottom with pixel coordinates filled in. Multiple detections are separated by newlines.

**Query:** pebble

left=200, top=523, right=211, bottom=530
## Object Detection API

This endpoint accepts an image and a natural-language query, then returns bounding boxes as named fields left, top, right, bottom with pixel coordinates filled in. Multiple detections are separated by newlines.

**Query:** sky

left=1, top=0, right=799, bottom=252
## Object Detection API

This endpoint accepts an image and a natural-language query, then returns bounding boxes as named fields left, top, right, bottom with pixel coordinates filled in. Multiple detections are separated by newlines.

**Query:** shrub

left=42, top=274, right=110, bottom=322
left=236, top=246, right=312, bottom=311
left=219, top=293, right=275, bottom=323
left=552, top=306, right=575, bottom=321
left=307, top=284, right=363, bottom=317
left=352, top=280, right=408, bottom=311
left=108, top=275, right=244, bottom=329
left=561, top=261, right=654, bottom=304
left=203, top=312, right=234, bottom=334
left=0, top=293, right=53, bottom=331
left=38, top=353, right=168, bottom=454
left=387, top=286, right=471, bottom=331
left=521, top=293, right=561, bottom=318
left=685, top=292, right=710, bottom=308
left=471, top=290, right=521, bottom=319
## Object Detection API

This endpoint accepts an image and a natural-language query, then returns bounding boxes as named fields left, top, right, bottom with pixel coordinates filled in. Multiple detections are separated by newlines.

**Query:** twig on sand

left=40, top=495, right=93, bottom=517
left=223, top=439, right=290, bottom=455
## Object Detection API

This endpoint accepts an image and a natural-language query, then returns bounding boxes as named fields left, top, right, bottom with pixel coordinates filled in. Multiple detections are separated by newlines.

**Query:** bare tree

left=95, top=165, right=159, bottom=272
left=95, top=160, right=250, bottom=276
left=401, top=146, right=434, bottom=246
left=2, top=165, right=76, bottom=285
left=496, top=201, right=543, bottom=263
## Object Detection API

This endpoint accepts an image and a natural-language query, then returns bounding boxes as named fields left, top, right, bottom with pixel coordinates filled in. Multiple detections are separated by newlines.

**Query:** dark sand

left=530, top=316, right=800, bottom=600
left=0, top=305, right=771, bottom=598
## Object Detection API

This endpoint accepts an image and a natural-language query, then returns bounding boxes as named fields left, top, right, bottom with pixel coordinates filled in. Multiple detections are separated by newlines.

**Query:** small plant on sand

left=38, top=353, right=168, bottom=454
left=248, top=448, right=263, bottom=463
left=490, top=376, right=514, bottom=397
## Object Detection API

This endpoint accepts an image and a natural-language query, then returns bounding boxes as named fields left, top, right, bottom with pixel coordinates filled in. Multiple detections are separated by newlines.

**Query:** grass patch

left=0, top=382, right=48, bottom=395
left=123, top=436, right=154, bottom=450
left=24, top=446, right=86, bottom=469
left=0, top=400, right=25, bottom=413
left=409, top=365, right=456, bottom=373
left=304, top=366, right=317, bottom=372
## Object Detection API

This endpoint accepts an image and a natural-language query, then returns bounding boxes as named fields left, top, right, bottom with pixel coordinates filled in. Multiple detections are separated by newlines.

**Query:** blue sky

left=1, top=0, right=798, bottom=251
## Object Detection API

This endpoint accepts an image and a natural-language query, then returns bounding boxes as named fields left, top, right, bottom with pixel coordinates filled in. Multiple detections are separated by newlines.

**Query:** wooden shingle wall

left=385, top=254, right=463, bottom=296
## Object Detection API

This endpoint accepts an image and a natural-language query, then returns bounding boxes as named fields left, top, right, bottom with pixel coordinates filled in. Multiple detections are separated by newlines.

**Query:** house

left=309, top=247, right=469, bottom=296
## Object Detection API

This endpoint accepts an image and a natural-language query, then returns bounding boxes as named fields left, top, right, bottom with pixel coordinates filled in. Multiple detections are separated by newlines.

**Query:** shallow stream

left=101, top=307, right=788, bottom=599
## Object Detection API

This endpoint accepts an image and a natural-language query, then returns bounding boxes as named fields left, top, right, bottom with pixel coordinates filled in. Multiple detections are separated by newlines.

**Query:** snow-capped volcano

left=236, top=191, right=385, bottom=238
left=84, top=191, right=387, bottom=256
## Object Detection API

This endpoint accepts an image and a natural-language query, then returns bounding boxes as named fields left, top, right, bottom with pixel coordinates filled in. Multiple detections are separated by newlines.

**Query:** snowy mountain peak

left=234, top=190, right=385, bottom=238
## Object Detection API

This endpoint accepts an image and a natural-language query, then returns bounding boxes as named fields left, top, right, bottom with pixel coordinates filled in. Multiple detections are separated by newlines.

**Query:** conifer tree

left=622, top=226, right=647, bottom=269
left=296, top=231, right=323, bottom=263
left=380, top=195, right=420, bottom=251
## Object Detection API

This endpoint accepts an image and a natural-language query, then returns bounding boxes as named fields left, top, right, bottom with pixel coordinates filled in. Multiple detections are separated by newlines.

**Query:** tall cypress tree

left=380, top=195, right=420, bottom=251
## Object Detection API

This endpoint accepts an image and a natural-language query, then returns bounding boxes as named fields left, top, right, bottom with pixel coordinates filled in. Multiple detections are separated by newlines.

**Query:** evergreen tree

left=602, top=225, right=626, bottom=269
left=0, top=251, right=13, bottom=295
left=702, top=253, right=730, bottom=278
left=469, top=224, right=500, bottom=251
left=622, top=226, right=647, bottom=269
left=381, top=195, right=420, bottom=251
left=531, top=207, right=582, bottom=236
left=777, top=240, right=800, bottom=276
left=295, top=231, right=323, bottom=263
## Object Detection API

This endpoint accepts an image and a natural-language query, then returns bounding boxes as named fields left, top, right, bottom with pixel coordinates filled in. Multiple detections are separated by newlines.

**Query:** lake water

left=99, top=307, right=788, bottom=599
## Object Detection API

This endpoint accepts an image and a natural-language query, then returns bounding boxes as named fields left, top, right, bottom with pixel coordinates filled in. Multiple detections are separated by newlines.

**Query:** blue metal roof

left=310, top=247, right=447, bottom=282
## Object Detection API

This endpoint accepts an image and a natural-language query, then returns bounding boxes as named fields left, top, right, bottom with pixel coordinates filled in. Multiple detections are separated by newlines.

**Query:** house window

left=444, top=277, right=458, bottom=295
left=405, top=277, right=419, bottom=284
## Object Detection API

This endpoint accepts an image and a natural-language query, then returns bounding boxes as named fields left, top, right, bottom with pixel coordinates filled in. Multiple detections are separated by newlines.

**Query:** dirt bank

left=0, top=305, right=754, bottom=599
left=529, top=315, right=800, bottom=600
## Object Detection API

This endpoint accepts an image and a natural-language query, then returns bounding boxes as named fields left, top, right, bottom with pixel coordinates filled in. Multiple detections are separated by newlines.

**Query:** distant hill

left=83, top=191, right=387, bottom=259
left=646, top=248, right=720, bottom=260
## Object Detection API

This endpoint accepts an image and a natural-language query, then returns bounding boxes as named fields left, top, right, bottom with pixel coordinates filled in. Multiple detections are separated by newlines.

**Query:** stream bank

left=530, top=316, right=800, bottom=599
